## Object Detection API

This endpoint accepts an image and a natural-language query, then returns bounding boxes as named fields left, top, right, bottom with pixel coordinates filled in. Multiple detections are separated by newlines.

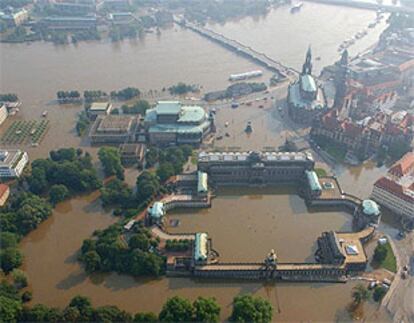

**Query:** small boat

left=225, top=132, right=230, bottom=137
left=290, top=2, right=303, bottom=13
left=225, top=121, right=229, bottom=127
left=245, top=121, right=253, bottom=133
left=231, top=101, right=239, bottom=108
left=315, top=56, right=321, bottom=61
left=42, top=110, right=48, bottom=117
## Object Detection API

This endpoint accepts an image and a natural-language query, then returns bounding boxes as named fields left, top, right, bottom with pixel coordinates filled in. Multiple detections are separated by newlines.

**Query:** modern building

left=198, top=151, right=315, bottom=186
left=0, top=7, right=29, bottom=27
left=0, top=104, right=8, bottom=126
left=87, top=102, right=112, bottom=120
left=288, top=48, right=328, bottom=124
left=194, top=232, right=209, bottom=264
left=144, top=101, right=213, bottom=146
left=372, top=153, right=414, bottom=221
left=0, top=184, right=10, bottom=207
left=0, top=149, right=29, bottom=179
left=89, top=115, right=139, bottom=144
left=119, top=143, right=145, bottom=166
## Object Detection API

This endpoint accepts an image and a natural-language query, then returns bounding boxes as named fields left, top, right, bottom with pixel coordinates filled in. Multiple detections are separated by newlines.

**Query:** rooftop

left=289, top=81, right=326, bottom=111
left=300, top=74, right=317, bottom=93
left=198, top=151, right=314, bottom=163
left=97, top=115, right=134, bottom=132
left=155, top=101, right=182, bottom=115
left=362, top=199, right=380, bottom=216
left=90, top=102, right=111, bottom=111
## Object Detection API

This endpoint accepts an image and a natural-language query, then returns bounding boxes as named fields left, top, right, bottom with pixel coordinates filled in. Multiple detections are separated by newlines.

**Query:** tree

left=159, top=296, right=194, bottom=322
left=0, top=295, right=22, bottom=322
left=92, top=305, right=132, bottom=322
left=82, top=251, right=101, bottom=274
left=134, top=312, right=158, bottom=322
left=231, top=294, right=273, bottom=323
left=373, top=244, right=388, bottom=264
left=49, top=184, right=69, bottom=205
left=11, top=269, right=27, bottom=289
left=373, top=286, right=387, bottom=302
left=100, top=179, right=134, bottom=207
left=0, top=248, right=23, bottom=273
left=68, top=295, right=93, bottom=321
left=136, top=171, right=160, bottom=201
left=352, top=284, right=370, bottom=305
left=157, top=162, right=175, bottom=182
left=0, top=232, right=19, bottom=249
left=129, top=233, right=150, bottom=251
left=98, top=147, right=124, bottom=180
left=193, top=297, right=220, bottom=322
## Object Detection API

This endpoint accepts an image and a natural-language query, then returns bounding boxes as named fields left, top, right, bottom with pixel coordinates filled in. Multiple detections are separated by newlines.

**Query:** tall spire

left=302, top=45, right=313, bottom=75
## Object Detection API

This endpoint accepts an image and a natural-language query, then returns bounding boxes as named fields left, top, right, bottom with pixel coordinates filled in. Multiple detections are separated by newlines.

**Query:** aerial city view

left=0, top=0, right=413, bottom=321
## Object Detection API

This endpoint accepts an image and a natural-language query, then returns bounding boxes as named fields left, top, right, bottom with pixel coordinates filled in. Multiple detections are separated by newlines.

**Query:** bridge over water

left=175, top=19, right=300, bottom=78
left=305, top=0, right=414, bottom=13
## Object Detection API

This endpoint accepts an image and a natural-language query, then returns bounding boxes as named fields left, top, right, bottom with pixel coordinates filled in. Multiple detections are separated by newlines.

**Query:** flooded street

left=1, top=2, right=394, bottom=321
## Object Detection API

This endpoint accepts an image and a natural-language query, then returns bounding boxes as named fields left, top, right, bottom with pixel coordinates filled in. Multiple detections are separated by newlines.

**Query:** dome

left=362, top=200, right=380, bottom=216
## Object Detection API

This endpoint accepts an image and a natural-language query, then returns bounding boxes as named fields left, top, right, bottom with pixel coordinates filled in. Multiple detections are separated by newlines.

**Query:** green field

left=382, top=242, right=397, bottom=273
left=1, top=120, right=49, bottom=145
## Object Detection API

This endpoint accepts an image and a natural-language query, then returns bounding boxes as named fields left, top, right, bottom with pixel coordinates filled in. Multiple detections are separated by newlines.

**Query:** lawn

left=315, top=168, right=327, bottom=177
left=382, top=242, right=397, bottom=273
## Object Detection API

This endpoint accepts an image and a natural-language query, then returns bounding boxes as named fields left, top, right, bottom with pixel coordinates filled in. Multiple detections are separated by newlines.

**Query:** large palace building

left=197, top=151, right=315, bottom=186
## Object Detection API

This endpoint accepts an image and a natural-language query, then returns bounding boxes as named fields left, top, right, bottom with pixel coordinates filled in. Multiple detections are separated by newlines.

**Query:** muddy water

left=6, top=3, right=392, bottom=321
left=21, top=188, right=388, bottom=321
left=168, top=187, right=352, bottom=263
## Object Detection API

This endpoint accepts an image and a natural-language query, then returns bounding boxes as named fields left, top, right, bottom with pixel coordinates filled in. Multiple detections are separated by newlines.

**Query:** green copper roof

left=194, top=232, right=208, bottom=262
left=149, top=202, right=165, bottom=219
left=155, top=101, right=182, bottom=115
left=306, top=170, right=322, bottom=191
left=301, top=74, right=317, bottom=93
left=197, top=171, right=208, bottom=193
left=178, top=106, right=206, bottom=123
left=362, top=200, right=380, bottom=216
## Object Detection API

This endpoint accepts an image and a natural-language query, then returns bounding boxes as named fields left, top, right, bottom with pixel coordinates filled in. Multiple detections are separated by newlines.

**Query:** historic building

left=310, top=108, right=414, bottom=159
left=287, top=48, right=328, bottom=124
left=197, top=151, right=315, bottom=186
left=143, top=101, right=214, bottom=146
left=372, top=152, right=414, bottom=222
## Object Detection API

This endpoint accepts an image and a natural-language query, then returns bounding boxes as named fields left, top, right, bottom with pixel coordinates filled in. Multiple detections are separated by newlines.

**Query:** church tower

left=302, top=46, right=313, bottom=75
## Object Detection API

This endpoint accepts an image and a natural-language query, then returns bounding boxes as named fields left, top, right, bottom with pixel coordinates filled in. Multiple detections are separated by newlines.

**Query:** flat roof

left=90, top=102, right=111, bottom=111
left=97, top=115, right=133, bottom=132
left=155, top=101, right=182, bottom=115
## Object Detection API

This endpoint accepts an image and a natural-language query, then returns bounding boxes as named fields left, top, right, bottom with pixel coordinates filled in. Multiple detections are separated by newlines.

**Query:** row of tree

left=0, top=287, right=274, bottom=323
left=121, top=100, right=151, bottom=115
left=0, top=93, right=19, bottom=102
left=110, top=87, right=140, bottom=101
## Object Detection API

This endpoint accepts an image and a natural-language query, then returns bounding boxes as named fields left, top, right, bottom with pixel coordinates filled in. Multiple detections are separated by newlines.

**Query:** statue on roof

left=302, top=46, right=313, bottom=75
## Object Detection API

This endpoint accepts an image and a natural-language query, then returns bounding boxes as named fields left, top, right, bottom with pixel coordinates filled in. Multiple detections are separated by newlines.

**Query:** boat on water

left=42, top=110, right=48, bottom=117
left=290, top=2, right=303, bottom=13
left=229, top=70, right=263, bottom=81
left=245, top=121, right=253, bottom=133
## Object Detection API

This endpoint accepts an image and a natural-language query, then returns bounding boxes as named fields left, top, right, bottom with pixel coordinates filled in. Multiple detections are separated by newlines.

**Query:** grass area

left=315, top=168, right=327, bottom=177
left=1, top=120, right=49, bottom=145
left=325, top=145, right=347, bottom=162
left=372, top=241, right=397, bottom=273
left=382, top=242, right=397, bottom=273
left=191, top=151, right=198, bottom=165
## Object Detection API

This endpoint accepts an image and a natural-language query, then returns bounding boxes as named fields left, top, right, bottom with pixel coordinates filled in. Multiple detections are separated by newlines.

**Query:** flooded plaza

left=1, top=2, right=396, bottom=321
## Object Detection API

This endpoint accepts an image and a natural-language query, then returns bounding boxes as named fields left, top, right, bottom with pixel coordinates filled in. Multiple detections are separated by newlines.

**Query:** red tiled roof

left=0, top=184, right=9, bottom=198
left=389, top=152, right=414, bottom=177
left=374, top=177, right=414, bottom=203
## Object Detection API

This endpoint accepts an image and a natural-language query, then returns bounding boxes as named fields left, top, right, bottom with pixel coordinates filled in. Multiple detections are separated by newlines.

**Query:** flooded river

left=1, top=2, right=393, bottom=321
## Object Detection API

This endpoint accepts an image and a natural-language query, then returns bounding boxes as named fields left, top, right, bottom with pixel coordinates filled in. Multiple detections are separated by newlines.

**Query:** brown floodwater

left=2, top=3, right=393, bottom=321
left=21, top=187, right=389, bottom=321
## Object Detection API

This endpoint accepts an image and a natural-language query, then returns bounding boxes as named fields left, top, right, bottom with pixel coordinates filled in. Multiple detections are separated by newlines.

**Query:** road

left=382, top=231, right=414, bottom=323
